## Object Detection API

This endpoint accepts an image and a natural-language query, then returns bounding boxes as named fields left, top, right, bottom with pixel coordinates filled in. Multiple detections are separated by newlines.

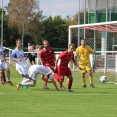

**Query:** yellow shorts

left=79, top=63, right=92, bottom=73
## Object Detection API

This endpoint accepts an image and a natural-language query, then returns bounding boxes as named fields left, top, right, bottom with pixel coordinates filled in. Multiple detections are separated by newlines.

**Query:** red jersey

left=57, top=50, right=74, bottom=76
left=58, top=50, right=74, bottom=67
left=40, top=47, right=55, bottom=67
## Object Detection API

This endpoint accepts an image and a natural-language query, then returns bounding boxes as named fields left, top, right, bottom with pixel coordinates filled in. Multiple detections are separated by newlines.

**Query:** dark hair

left=16, top=39, right=21, bottom=43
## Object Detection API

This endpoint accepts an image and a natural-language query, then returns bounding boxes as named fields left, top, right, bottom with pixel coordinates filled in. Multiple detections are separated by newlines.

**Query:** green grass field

left=0, top=65, right=117, bottom=117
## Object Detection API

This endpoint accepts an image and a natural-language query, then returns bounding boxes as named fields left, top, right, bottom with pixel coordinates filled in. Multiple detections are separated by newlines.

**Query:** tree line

left=0, top=0, right=96, bottom=50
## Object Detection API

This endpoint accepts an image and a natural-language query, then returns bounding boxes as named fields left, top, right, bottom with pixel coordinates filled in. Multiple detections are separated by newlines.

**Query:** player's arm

left=89, top=46, right=96, bottom=54
left=39, top=51, right=44, bottom=65
left=39, top=57, right=44, bottom=66
left=72, top=58, right=82, bottom=70
left=11, top=53, right=22, bottom=62
left=41, top=75, right=52, bottom=83
left=55, top=56, right=59, bottom=70
left=55, top=51, right=65, bottom=69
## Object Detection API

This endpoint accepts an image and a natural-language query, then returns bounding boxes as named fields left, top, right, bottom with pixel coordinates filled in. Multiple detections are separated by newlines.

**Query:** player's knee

left=68, top=76, right=73, bottom=81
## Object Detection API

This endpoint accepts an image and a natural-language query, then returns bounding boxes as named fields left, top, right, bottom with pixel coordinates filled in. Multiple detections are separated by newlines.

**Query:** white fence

left=4, top=47, right=117, bottom=74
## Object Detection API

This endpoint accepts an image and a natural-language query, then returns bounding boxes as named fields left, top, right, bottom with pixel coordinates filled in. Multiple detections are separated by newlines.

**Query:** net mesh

left=70, top=51, right=116, bottom=84
left=69, top=0, right=117, bottom=84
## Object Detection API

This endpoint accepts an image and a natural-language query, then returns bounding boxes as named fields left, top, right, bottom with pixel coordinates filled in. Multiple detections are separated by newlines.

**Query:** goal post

left=68, top=21, right=117, bottom=83
left=68, top=20, right=117, bottom=46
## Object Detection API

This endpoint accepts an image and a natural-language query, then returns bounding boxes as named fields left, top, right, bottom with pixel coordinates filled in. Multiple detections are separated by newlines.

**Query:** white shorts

left=17, top=66, right=28, bottom=75
left=0, top=61, right=8, bottom=70
left=28, top=71, right=38, bottom=81
left=28, top=65, right=54, bottom=81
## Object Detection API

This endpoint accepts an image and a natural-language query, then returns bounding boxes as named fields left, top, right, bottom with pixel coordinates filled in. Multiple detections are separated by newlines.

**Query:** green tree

left=7, top=0, right=44, bottom=47
left=41, top=16, right=68, bottom=48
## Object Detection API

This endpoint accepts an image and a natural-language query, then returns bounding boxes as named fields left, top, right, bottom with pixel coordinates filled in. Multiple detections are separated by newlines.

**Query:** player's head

left=81, top=39, right=86, bottom=47
left=43, top=40, right=49, bottom=49
left=16, top=39, right=22, bottom=48
left=68, top=44, right=75, bottom=53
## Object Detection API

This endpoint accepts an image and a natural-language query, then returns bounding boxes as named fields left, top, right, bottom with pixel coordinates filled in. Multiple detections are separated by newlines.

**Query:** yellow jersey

left=76, top=45, right=93, bottom=64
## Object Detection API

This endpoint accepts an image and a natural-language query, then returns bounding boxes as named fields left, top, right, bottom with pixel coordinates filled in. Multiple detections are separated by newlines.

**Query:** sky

left=0, top=0, right=80, bottom=18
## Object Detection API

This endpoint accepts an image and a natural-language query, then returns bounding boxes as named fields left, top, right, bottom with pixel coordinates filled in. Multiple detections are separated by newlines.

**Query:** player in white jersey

left=11, top=39, right=28, bottom=80
left=16, top=65, right=59, bottom=91
left=0, top=43, right=13, bottom=86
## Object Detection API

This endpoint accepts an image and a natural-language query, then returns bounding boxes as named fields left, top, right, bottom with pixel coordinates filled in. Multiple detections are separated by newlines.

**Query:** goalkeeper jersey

left=76, top=45, right=93, bottom=64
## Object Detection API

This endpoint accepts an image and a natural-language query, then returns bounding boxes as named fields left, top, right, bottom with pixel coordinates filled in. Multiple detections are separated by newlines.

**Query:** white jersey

left=29, top=65, right=52, bottom=75
left=28, top=65, right=53, bottom=81
left=11, top=48, right=28, bottom=75
left=0, top=46, right=5, bottom=60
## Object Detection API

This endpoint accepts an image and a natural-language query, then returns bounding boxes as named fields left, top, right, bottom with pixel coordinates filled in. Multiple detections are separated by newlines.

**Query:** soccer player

left=75, top=39, right=96, bottom=88
left=11, top=39, right=29, bottom=81
left=55, top=44, right=81, bottom=92
left=40, top=40, right=64, bottom=89
left=16, top=64, right=59, bottom=91
left=0, top=42, right=13, bottom=86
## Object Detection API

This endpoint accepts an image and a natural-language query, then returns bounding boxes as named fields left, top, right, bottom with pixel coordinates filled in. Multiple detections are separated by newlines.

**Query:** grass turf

left=0, top=65, right=117, bottom=117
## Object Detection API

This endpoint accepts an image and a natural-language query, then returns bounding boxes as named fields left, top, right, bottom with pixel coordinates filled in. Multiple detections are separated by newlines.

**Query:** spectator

left=28, top=43, right=36, bottom=65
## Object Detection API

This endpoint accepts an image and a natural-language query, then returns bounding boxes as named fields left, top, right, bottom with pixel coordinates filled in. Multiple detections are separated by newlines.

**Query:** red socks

left=53, top=73, right=63, bottom=87
left=68, top=80, right=73, bottom=89
left=44, top=76, right=49, bottom=86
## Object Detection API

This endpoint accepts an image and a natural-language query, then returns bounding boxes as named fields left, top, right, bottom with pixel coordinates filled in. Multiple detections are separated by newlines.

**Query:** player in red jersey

left=55, top=44, right=81, bottom=92
left=40, top=40, right=64, bottom=89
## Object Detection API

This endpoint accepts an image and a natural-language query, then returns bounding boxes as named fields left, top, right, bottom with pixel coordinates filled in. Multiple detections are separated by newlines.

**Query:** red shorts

left=58, top=66, right=72, bottom=77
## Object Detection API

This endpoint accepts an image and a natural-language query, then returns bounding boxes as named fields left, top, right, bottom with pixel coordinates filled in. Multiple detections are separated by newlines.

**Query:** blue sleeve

left=3, top=50, right=6, bottom=54
left=11, top=53, right=17, bottom=59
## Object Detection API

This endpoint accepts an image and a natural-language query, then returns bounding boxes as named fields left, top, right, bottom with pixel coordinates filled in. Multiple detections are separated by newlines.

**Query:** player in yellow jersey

left=75, top=39, right=96, bottom=88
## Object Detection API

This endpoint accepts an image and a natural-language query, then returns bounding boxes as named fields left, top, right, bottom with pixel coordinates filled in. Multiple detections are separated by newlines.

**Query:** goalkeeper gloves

left=93, top=49, right=96, bottom=53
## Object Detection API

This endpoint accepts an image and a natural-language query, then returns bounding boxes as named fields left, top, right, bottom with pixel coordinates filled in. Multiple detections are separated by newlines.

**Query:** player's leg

left=53, top=73, right=65, bottom=89
left=16, top=67, right=29, bottom=89
left=67, top=75, right=73, bottom=92
left=43, top=75, right=49, bottom=89
left=5, top=68, right=13, bottom=85
left=0, top=69, right=4, bottom=85
left=80, top=64, right=87, bottom=87
left=87, top=70, right=94, bottom=88
left=53, top=67, right=65, bottom=89
left=66, top=68, right=73, bottom=92
left=29, top=55, right=33, bottom=65
left=17, top=66, right=29, bottom=79
left=20, top=80, right=35, bottom=87
left=16, top=71, right=37, bottom=90
left=86, top=63, right=95, bottom=88
left=32, top=56, right=36, bottom=64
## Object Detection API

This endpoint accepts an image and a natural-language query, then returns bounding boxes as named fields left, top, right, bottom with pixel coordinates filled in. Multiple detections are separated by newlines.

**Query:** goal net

left=68, top=21, right=117, bottom=84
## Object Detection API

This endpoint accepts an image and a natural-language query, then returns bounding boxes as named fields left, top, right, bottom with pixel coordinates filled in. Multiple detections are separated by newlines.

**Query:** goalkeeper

left=75, top=39, right=96, bottom=88
left=16, top=65, right=59, bottom=91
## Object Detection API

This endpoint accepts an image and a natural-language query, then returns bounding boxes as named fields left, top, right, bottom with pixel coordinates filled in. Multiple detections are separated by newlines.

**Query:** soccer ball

left=100, top=76, right=108, bottom=83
